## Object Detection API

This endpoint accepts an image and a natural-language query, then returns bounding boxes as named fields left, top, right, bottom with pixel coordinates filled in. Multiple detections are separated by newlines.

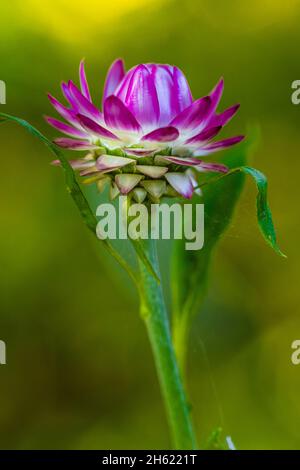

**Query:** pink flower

left=46, top=59, right=244, bottom=200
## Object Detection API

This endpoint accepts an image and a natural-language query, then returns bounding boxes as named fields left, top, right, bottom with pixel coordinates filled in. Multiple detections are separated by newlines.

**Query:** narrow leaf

left=198, top=165, right=285, bottom=257
left=0, top=112, right=141, bottom=284
left=241, top=166, right=285, bottom=257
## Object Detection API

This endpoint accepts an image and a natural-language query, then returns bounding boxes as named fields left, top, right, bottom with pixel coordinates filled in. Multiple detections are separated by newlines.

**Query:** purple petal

left=185, top=126, right=222, bottom=145
left=209, top=78, right=224, bottom=114
left=142, top=126, right=179, bottom=142
left=139, top=64, right=193, bottom=122
left=195, top=162, right=228, bottom=173
left=186, top=169, right=202, bottom=196
left=51, top=158, right=95, bottom=170
left=104, top=95, right=141, bottom=132
left=45, top=116, right=87, bottom=138
left=200, top=135, right=245, bottom=153
left=80, top=167, right=101, bottom=176
left=103, top=59, right=125, bottom=104
left=54, top=137, right=99, bottom=150
left=156, top=156, right=202, bottom=166
left=172, top=66, right=193, bottom=113
left=76, top=113, right=119, bottom=140
left=145, top=63, right=174, bottom=76
left=147, top=65, right=175, bottom=126
left=156, top=155, right=206, bottom=166
left=61, top=82, right=78, bottom=109
left=68, top=80, right=102, bottom=121
left=122, top=65, right=160, bottom=128
left=156, top=155, right=228, bottom=173
left=48, top=94, right=81, bottom=128
left=165, top=172, right=194, bottom=199
left=207, top=104, right=240, bottom=127
left=96, top=155, right=135, bottom=171
left=169, top=96, right=211, bottom=131
left=114, top=67, right=135, bottom=102
left=79, top=60, right=91, bottom=101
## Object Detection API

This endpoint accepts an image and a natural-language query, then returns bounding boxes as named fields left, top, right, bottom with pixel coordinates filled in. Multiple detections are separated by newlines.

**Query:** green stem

left=138, top=239, right=197, bottom=450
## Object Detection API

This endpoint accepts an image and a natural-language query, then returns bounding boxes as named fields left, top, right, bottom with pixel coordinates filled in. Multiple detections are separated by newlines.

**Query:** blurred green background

left=0, top=0, right=299, bottom=450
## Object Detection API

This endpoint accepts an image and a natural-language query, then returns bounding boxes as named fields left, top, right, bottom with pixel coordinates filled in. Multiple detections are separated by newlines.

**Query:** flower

left=46, top=59, right=244, bottom=201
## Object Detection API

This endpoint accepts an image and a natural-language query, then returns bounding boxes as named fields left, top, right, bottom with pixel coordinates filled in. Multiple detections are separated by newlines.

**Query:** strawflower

left=46, top=59, right=244, bottom=202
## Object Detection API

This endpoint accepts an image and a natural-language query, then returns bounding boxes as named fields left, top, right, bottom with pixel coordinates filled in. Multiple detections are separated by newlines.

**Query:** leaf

left=0, top=112, right=161, bottom=285
left=198, top=165, right=285, bottom=258
left=171, top=129, right=259, bottom=370
left=241, top=166, right=285, bottom=257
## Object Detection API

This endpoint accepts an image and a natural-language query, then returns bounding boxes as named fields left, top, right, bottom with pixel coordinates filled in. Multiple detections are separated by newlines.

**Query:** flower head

left=46, top=59, right=244, bottom=201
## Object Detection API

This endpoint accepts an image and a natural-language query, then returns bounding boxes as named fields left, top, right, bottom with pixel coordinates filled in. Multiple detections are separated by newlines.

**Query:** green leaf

left=171, top=130, right=259, bottom=371
left=198, top=165, right=285, bottom=258
left=0, top=112, right=160, bottom=286
left=240, top=166, right=285, bottom=257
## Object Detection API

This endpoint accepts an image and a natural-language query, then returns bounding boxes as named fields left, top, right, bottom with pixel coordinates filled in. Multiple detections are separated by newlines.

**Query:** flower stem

left=138, top=239, right=197, bottom=450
